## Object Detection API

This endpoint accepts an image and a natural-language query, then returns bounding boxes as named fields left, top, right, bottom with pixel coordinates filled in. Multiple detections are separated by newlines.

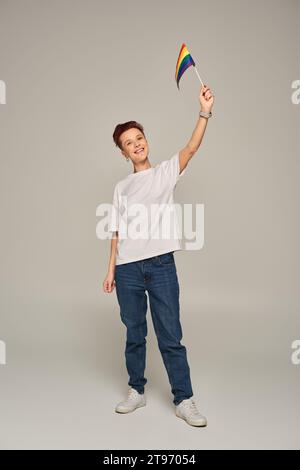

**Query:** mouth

left=134, top=148, right=144, bottom=155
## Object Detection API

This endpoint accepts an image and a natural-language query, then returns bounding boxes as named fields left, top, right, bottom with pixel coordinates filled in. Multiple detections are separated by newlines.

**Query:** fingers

left=200, top=84, right=214, bottom=101
left=103, top=280, right=115, bottom=293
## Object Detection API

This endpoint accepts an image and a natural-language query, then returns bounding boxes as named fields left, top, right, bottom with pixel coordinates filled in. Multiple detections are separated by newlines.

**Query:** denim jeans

left=115, top=251, right=194, bottom=406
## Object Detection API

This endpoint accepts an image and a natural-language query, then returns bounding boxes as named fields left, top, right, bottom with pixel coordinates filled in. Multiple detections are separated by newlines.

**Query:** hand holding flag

left=199, top=84, right=214, bottom=113
left=175, top=43, right=214, bottom=112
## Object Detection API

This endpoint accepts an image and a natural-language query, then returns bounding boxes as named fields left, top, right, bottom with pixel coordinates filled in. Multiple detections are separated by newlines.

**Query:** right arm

left=103, top=231, right=118, bottom=293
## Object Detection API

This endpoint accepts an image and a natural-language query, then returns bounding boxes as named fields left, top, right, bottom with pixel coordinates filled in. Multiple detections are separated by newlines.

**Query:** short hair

left=113, top=121, right=146, bottom=150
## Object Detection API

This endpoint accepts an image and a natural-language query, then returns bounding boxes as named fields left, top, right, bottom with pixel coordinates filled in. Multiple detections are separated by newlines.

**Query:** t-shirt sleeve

left=162, top=152, right=187, bottom=187
left=108, top=184, right=119, bottom=232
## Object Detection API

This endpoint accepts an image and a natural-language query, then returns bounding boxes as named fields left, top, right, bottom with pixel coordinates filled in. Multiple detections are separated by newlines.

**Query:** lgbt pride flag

left=175, top=43, right=203, bottom=90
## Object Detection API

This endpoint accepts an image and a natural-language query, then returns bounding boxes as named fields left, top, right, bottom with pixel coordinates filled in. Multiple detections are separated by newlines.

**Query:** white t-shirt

left=108, top=152, right=187, bottom=265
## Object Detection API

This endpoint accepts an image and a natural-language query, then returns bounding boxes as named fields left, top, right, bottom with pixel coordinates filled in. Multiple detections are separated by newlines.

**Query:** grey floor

left=1, top=287, right=299, bottom=450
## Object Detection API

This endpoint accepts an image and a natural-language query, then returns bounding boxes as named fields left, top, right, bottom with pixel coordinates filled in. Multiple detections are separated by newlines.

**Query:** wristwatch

left=199, top=110, right=212, bottom=119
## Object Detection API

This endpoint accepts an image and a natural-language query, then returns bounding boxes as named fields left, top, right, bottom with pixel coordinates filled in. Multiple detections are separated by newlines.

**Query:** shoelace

left=127, top=388, right=139, bottom=401
left=181, top=399, right=202, bottom=416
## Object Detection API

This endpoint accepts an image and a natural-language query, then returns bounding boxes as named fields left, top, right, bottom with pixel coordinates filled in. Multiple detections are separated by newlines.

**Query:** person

left=103, top=84, right=214, bottom=427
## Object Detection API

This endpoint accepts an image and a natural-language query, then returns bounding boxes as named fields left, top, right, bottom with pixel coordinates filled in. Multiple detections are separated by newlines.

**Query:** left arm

left=179, top=84, right=215, bottom=173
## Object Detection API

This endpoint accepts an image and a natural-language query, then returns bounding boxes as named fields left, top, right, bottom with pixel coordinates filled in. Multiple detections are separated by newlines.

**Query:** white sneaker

left=115, top=387, right=146, bottom=414
left=175, top=398, right=207, bottom=427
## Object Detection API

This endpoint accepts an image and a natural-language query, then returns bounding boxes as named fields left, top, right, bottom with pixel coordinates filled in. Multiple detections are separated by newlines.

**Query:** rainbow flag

left=175, top=43, right=196, bottom=90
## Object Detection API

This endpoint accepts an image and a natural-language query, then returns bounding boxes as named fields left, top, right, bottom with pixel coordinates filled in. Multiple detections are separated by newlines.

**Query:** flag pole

left=193, top=65, right=204, bottom=87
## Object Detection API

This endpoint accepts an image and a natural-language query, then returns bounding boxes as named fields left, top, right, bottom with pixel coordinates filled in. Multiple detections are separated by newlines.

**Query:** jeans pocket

left=159, top=252, right=175, bottom=265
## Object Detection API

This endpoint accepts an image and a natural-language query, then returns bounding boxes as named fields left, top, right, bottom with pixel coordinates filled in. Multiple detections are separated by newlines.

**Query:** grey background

left=0, top=0, right=299, bottom=449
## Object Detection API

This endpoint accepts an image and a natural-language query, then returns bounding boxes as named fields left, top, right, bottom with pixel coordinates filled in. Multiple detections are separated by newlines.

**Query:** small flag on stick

left=175, top=43, right=204, bottom=90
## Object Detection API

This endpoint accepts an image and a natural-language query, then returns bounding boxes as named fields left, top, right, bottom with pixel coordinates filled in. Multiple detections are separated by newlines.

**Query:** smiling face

left=120, top=128, right=149, bottom=164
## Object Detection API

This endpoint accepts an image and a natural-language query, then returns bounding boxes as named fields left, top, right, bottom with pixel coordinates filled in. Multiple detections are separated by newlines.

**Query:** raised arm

left=179, top=84, right=214, bottom=174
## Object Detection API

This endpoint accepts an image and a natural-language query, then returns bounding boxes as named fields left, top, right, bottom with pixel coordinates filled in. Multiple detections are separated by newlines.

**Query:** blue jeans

left=115, top=251, right=194, bottom=406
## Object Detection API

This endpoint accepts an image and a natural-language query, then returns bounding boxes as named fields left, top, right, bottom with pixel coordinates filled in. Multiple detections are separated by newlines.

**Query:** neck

left=133, top=159, right=152, bottom=173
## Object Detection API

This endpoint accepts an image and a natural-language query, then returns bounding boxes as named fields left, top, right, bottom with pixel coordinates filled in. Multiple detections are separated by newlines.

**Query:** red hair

left=113, top=121, right=146, bottom=150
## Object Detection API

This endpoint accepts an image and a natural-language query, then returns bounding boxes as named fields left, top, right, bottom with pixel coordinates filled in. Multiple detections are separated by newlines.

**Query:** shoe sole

left=115, top=401, right=146, bottom=414
left=175, top=411, right=207, bottom=427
